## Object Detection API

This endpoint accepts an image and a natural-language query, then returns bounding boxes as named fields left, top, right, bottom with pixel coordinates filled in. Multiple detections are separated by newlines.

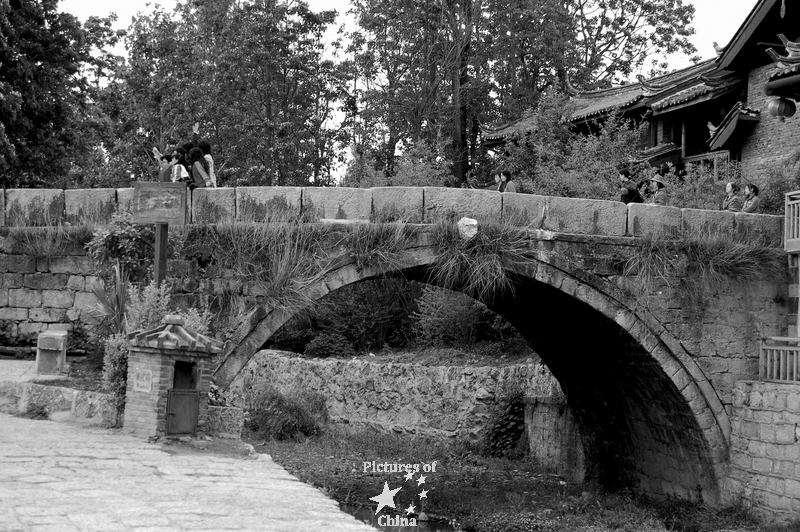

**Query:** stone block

left=302, top=187, right=372, bottom=221
left=66, top=275, right=84, bottom=291
left=735, top=212, right=783, bottom=247
left=3, top=272, right=23, bottom=288
left=371, top=187, right=423, bottom=223
left=0, top=189, right=4, bottom=227
left=73, top=291, right=99, bottom=310
left=544, top=196, right=626, bottom=236
left=49, top=256, right=94, bottom=275
left=502, top=193, right=547, bottom=227
left=206, top=406, right=244, bottom=438
left=116, top=188, right=134, bottom=214
left=776, top=423, right=797, bottom=444
left=18, top=322, right=45, bottom=338
left=23, top=274, right=67, bottom=290
left=0, top=307, right=27, bottom=320
left=681, top=208, right=735, bottom=234
left=192, top=187, right=235, bottom=224
left=0, top=288, right=6, bottom=306
left=236, top=187, right=302, bottom=222
left=423, top=187, right=501, bottom=222
left=6, top=255, right=35, bottom=274
left=8, top=288, right=41, bottom=308
left=30, top=308, right=67, bottom=323
left=5, top=189, right=65, bottom=226
left=41, top=290, right=74, bottom=308
left=786, top=479, right=800, bottom=498
left=627, top=203, right=681, bottom=237
left=64, top=189, right=116, bottom=224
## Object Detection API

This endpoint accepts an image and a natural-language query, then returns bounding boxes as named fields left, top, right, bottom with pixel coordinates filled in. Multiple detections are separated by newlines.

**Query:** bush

left=481, top=385, right=526, bottom=458
left=304, top=332, right=356, bottom=358
left=102, top=333, right=128, bottom=424
left=413, top=286, right=493, bottom=347
left=247, top=384, right=328, bottom=440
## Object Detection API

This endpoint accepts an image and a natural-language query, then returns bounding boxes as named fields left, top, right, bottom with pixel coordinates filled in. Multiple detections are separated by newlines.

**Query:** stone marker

left=457, top=217, right=478, bottom=240
left=35, top=330, right=68, bottom=375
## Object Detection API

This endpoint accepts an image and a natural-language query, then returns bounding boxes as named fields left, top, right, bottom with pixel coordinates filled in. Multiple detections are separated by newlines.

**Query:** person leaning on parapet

left=742, top=183, right=760, bottom=213
left=618, top=168, right=643, bottom=204
left=646, top=174, right=668, bottom=206
left=722, top=181, right=744, bottom=212
left=198, top=140, right=217, bottom=187
left=188, top=147, right=212, bottom=190
left=496, top=170, right=516, bottom=193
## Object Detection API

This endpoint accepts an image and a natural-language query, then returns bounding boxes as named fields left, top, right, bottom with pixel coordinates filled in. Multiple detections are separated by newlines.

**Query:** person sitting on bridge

left=722, top=182, right=743, bottom=212
left=618, top=168, right=643, bottom=204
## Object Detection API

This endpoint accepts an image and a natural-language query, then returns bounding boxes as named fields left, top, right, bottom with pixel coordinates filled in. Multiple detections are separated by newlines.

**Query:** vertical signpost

left=132, top=182, right=188, bottom=286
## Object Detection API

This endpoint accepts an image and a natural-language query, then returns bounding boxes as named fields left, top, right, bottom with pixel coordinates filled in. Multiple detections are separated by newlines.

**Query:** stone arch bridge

left=0, top=185, right=789, bottom=511
left=193, top=185, right=787, bottom=505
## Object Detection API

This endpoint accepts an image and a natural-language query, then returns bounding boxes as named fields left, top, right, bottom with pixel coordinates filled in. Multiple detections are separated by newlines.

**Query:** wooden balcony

left=760, top=337, right=800, bottom=383
left=785, top=191, right=800, bottom=252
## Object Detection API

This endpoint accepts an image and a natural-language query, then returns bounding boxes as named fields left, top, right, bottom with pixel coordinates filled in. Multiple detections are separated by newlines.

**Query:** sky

left=60, top=0, right=757, bottom=74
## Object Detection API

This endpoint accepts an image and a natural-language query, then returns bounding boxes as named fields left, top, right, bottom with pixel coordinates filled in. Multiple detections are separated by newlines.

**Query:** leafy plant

left=101, top=332, right=129, bottom=424
left=413, top=286, right=494, bottom=347
left=87, top=262, right=128, bottom=335
left=481, top=384, right=526, bottom=458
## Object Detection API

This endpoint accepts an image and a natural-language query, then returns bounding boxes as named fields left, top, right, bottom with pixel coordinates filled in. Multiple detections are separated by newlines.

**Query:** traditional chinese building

left=484, top=0, right=798, bottom=178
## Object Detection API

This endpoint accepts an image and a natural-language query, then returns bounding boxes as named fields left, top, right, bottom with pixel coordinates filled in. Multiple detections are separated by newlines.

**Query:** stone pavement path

left=0, top=413, right=375, bottom=532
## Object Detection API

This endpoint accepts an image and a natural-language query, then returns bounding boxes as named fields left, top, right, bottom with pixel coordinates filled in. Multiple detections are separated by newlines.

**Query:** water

left=341, top=504, right=457, bottom=531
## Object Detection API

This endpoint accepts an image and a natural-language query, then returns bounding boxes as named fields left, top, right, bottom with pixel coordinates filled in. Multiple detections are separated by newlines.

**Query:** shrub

left=5, top=224, right=94, bottom=260
left=481, top=385, right=526, bottom=458
left=304, top=332, right=355, bottom=358
left=102, top=333, right=128, bottom=424
left=413, top=286, right=493, bottom=347
left=247, top=384, right=328, bottom=440
left=344, top=222, right=416, bottom=274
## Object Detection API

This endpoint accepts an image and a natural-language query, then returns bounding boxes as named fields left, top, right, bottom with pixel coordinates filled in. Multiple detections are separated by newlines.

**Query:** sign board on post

left=132, top=182, right=188, bottom=285
left=133, top=182, right=188, bottom=225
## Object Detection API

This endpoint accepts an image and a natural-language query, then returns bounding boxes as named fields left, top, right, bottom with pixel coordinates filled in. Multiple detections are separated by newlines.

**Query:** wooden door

left=166, top=390, right=199, bottom=435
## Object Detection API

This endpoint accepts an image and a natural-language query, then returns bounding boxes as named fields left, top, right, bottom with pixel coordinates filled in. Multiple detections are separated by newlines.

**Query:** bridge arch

left=214, top=244, right=729, bottom=502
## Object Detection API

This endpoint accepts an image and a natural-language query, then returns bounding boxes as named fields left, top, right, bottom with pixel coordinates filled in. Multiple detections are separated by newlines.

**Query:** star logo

left=404, top=470, right=414, bottom=482
left=370, top=481, right=401, bottom=515
left=419, top=488, right=430, bottom=499
left=417, top=475, right=427, bottom=486
left=405, top=504, right=416, bottom=515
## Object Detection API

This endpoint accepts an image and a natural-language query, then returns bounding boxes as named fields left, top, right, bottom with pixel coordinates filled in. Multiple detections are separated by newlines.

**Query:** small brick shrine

left=123, top=315, right=222, bottom=437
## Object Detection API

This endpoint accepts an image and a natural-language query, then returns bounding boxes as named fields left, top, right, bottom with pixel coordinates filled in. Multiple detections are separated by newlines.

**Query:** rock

left=457, top=217, right=478, bottom=240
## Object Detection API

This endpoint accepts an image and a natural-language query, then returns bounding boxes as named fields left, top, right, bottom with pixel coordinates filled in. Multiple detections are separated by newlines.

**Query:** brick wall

left=726, top=380, right=800, bottom=522
left=123, top=347, right=212, bottom=437
left=741, top=64, right=800, bottom=177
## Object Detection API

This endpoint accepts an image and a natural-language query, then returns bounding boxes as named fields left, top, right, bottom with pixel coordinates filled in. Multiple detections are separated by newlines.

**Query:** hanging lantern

left=768, top=97, right=797, bottom=118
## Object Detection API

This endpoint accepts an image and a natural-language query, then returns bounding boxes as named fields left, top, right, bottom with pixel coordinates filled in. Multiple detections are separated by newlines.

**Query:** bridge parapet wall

left=0, top=187, right=784, bottom=245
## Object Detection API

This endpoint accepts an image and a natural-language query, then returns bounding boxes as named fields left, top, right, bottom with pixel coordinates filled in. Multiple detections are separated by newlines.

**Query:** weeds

left=344, top=221, right=417, bottom=273
left=428, top=217, right=534, bottom=304
left=625, top=225, right=787, bottom=308
left=4, top=224, right=94, bottom=260
left=186, top=222, right=332, bottom=315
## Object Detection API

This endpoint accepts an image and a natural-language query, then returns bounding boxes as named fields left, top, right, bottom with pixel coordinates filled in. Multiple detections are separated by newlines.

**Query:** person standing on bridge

left=722, top=182, right=743, bottom=212
left=743, top=184, right=760, bottom=213
left=646, top=175, right=668, bottom=206
left=496, top=170, right=516, bottom=193
left=618, top=169, right=643, bottom=204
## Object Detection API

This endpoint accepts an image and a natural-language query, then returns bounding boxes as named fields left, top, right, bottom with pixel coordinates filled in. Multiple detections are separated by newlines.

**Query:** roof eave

left=717, top=0, right=779, bottom=71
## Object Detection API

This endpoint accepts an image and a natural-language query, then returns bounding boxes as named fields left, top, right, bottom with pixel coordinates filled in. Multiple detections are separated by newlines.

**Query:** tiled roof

left=708, top=102, right=761, bottom=151
left=483, top=113, right=538, bottom=142
left=128, top=315, right=222, bottom=354
left=570, top=85, right=644, bottom=121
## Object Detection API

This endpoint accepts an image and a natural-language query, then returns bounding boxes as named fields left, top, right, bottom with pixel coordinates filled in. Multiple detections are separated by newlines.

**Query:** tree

left=0, top=0, right=122, bottom=187
left=568, top=0, right=698, bottom=87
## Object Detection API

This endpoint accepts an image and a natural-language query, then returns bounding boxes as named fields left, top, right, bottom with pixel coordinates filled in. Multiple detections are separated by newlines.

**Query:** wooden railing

left=785, top=191, right=800, bottom=252
left=760, top=337, right=800, bottom=382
